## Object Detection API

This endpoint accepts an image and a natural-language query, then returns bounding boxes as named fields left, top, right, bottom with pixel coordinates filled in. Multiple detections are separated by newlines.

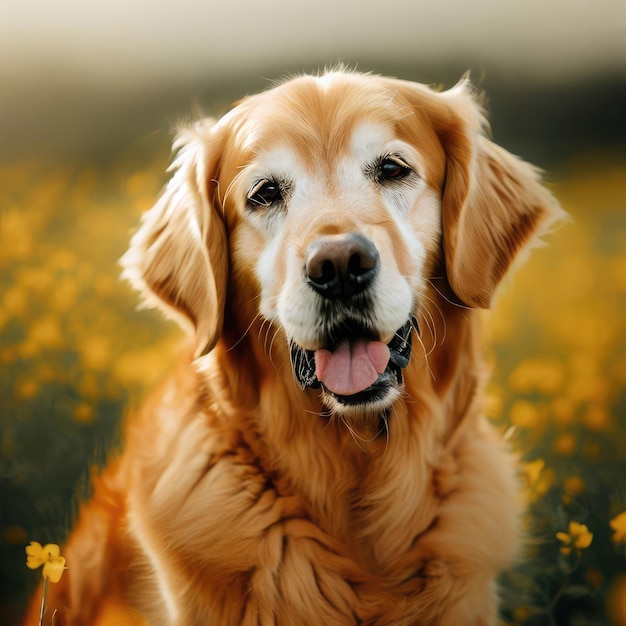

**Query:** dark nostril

left=348, top=250, right=376, bottom=281
left=305, top=232, right=379, bottom=298
left=320, top=260, right=336, bottom=284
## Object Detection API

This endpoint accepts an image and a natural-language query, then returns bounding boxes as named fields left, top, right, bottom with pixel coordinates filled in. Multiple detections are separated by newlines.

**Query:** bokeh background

left=1, top=1, right=625, bottom=624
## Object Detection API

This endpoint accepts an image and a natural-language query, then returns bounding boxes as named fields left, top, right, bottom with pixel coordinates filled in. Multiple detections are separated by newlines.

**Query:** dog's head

left=122, top=71, right=562, bottom=417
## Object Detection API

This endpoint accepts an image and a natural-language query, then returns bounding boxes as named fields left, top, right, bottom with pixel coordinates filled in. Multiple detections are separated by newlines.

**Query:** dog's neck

left=198, top=292, right=485, bottom=569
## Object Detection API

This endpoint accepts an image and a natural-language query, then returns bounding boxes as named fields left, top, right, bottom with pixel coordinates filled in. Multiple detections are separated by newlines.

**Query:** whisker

left=265, top=325, right=283, bottom=372
left=263, top=324, right=274, bottom=365
left=322, top=410, right=337, bottom=432
left=342, top=414, right=386, bottom=446
left=417, top=307, right=436, bottom=355
left=340, top=416, right=369, bottom=452
left=428, top=278, right=473, bottom=311
left=227, top=310, right=264, bottom=352
left=422, top=293, right=447, bottom=346
left=381, top=412, right=390, bottom=453
left=422, top=309, right=439, bottom=357
left=221, top=167, right=248, bottom=208
left=227, top=291, right=279, bottom=354
left=412, top=325, right=436, bottom=381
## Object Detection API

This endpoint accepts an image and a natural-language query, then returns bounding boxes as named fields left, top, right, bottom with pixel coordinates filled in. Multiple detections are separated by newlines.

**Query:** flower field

left=1, top=151, right=624, bottom=625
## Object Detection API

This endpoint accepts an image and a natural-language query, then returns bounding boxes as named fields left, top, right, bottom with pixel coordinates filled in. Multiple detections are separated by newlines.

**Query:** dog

left=23, top=69, right=563, bottom=625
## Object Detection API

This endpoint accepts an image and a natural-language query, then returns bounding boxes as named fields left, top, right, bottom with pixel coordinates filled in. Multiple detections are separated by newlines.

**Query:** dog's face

left=122, top=71, right=561, bottom=417
left=219, top=76, right=446, bottom=414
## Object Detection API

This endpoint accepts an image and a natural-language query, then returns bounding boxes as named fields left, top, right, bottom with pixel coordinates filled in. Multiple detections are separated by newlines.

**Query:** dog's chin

left=290, top=318, right=415, bottom=416
left=321, top=372, right=403, bottom=417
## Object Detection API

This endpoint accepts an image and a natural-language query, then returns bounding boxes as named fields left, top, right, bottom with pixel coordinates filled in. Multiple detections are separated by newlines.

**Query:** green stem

left=545, top=552, right=582, bottom=626
left=38, top=577, right=47, bottom=626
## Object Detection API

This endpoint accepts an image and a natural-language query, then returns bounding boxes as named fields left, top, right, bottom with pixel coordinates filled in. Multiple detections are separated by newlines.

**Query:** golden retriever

left=23, top=70, right=564, bottom=625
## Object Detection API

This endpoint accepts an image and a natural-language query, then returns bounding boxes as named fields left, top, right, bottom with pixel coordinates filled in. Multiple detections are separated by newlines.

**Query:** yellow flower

left=510, top=400, right=541, bottom=429
left=610, top=512, right=626, bottom=544
left=523, top=458, right=545, bottom=487
left=522, top=458, right=555, bottom=502
left=25, top=541, right=66, bottom=583
left=553, top=433, right=577, bottom=456
left=556, top=522, right=593, bottom=555
left=562, top=478, right=588, bottom=506
left=508, top=358, right=564, bottom=395
left=564, top=476, right=586, bottom=496
left=73, top=402, right=94, bottom=424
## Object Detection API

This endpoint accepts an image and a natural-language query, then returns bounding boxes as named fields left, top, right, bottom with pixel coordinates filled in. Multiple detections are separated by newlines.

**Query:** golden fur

left=23, top=70, right=563, bottom=625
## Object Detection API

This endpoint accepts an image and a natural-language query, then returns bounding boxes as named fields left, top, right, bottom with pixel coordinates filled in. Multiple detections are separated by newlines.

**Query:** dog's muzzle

left=290, top=318, right=416, bottom=406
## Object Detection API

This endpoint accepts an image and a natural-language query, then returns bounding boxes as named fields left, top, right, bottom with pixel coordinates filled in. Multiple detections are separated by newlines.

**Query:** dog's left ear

left=436, top=80, right=565, bottom=308
left=121, top=119, right=228, bottom=358
left=398, top=78, right=565, bottom=309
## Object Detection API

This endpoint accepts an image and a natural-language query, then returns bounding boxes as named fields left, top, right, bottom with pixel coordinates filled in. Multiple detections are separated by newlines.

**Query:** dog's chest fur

left=125, top=357, right=519, bottom=626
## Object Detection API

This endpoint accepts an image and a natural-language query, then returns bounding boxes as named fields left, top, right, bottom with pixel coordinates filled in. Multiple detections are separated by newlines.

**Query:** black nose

left=305, top=232, right=379, bottom=299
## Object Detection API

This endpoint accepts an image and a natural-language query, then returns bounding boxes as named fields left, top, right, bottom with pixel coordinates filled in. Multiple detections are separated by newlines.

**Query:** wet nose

left=305, top=232, right=379, bottom=299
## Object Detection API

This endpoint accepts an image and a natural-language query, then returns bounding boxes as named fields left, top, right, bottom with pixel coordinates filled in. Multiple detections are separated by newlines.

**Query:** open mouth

left=290, top=318, right=416, bottom=407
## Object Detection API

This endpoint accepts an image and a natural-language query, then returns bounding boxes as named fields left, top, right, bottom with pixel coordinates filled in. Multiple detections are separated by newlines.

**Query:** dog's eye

left=377, top=156, right=412, bottom=183
left=247, top=179, right=282, bottom=208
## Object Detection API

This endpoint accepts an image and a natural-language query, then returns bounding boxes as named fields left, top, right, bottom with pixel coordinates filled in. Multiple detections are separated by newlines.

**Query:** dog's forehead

left=249, top=121, right=398, bottom=175
left=234, top=76, right=405, bottom=162
left=220, top=74, right=445, bottom=188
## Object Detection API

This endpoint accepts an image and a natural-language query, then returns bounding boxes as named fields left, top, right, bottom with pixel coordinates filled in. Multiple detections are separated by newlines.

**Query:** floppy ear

left=121, top=119, right=228, bottom=357
left=432, top=80, right=565, bottom=308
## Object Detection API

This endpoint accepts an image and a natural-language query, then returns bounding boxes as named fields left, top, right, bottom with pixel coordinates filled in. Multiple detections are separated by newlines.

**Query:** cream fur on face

left=234, top=117, right=443, bottom=415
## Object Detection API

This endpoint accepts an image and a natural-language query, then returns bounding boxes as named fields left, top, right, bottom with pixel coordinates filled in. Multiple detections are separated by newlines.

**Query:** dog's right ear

left=121, top=119, right=228, bottom=358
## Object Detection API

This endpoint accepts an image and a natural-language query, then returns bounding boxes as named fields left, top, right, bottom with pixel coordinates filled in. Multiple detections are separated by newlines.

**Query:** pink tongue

left=314, top=340, right=390, bottom=396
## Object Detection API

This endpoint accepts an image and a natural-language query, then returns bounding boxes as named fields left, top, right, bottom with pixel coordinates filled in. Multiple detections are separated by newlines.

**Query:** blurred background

left=1, top=0, right=625, bottom=624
